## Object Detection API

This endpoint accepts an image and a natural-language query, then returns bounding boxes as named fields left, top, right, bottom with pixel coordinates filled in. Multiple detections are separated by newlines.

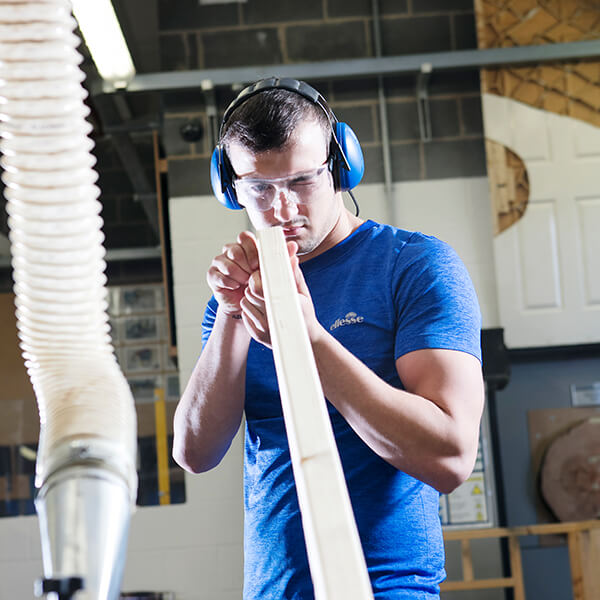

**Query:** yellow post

left=154, top=387, right=171, bottom=505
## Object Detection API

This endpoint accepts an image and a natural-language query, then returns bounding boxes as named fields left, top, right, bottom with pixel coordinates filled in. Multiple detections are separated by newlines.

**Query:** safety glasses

left=233, top=163, right=331, bottom=212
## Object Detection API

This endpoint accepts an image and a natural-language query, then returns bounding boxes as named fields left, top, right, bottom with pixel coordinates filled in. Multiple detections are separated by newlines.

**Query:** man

left=173, top=79, right=484, bottom=599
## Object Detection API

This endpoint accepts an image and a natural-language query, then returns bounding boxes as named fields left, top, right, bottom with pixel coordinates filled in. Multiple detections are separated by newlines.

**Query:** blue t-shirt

left=201, top=220, right=482, bottom=599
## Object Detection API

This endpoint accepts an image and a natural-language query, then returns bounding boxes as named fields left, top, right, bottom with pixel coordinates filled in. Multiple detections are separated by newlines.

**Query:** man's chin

left=295, top=238, right=320, bottom=257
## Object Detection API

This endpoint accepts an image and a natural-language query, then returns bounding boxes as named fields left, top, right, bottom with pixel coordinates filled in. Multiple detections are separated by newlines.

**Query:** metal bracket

left=416, top=62, right=432, bottom=143
left=34, top=577, right=84, bottom=600
left=201, top=79, right=219, bottom=149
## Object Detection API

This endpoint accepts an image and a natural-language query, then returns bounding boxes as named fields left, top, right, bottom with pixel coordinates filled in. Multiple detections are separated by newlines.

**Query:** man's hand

left=208, top=231, right=324, bottom=348
left=207, top=231, right=260, bottom=316
left=288, top=245, right=326, bottom=344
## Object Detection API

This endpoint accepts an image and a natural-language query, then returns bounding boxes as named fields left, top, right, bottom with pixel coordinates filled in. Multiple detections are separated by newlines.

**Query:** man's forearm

left=173, top=308, right=251, bottom=473
left=310, top=327, right=484, bottom=494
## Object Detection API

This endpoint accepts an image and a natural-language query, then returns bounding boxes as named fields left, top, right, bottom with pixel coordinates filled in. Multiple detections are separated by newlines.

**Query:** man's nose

left=272, top=188, right=299, bottom=219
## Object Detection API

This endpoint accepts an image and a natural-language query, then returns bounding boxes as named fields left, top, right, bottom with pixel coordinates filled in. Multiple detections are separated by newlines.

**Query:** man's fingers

left=211, top=254, right=251, bottom=286
left=223, top=243, right=252, bottom=275
left=237, top=231, right=260, bottom=272
left=206, top=231, right=262, bottom=316
left=240, top=296, right=271, bottom=349
left=289, top=253, right=310, bottom=297
left=286, top=240, right=299, bottom=258
left=208, top=268, right=242, bottom=292
left=240, top=296, right=266, bottom=331
left=247, top=270, right=263, bottom=298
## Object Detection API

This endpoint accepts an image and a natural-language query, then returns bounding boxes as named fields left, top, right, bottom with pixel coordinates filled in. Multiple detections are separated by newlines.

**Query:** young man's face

left=227, top=119, right=345, bottom=262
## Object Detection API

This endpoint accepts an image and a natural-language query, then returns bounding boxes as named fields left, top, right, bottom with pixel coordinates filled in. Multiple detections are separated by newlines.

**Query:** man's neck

left=299, top=208, right=364, bottom=263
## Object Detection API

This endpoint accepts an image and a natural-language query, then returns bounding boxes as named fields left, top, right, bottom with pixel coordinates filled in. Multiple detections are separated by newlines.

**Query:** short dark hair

left=220, top=88, right=331, bottom=154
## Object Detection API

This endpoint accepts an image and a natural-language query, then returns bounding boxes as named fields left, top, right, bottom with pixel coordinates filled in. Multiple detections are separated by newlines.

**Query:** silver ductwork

left=0, top=1, right=138, bottom=598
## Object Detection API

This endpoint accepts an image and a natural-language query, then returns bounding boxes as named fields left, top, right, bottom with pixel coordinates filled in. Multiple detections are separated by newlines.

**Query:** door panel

left=483, top=93, right=600, bottom=348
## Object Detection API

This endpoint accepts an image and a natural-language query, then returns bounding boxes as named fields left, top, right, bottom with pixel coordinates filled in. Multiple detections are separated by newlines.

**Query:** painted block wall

left=0, top=177, right=498, bottom=598
left=0, top=461, right=244, bottom=600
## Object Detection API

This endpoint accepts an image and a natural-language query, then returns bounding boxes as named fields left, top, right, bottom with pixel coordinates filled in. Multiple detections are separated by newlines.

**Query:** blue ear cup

left=335, top=122, right=364, bottom=191
left=210, top=145, right=243, bottom=210
left=211, top=78, right=365, bottom=209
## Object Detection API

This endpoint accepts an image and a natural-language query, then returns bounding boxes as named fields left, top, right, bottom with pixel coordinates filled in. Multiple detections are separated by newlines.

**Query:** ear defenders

left=210, top=77, right=364, bottom=210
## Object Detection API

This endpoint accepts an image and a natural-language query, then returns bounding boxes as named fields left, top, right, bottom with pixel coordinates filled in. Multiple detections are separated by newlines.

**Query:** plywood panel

left=475, top=0, right=600, bottom=128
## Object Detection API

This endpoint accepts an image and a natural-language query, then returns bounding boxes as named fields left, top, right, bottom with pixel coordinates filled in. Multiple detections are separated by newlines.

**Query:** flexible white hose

left=0, top=0, right=137, bottom=498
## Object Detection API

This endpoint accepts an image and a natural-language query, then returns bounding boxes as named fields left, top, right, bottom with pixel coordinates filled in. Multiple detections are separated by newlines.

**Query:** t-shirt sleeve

left=201, top=295, right=219, bottom=351
left=393, top=234, right=482, bottom=362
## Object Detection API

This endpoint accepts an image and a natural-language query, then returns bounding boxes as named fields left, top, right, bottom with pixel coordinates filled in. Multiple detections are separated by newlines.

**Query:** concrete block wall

left=0, top=459, right=244, bottom=600
left=158, top=0, right=476, bottom=69
left=159, top=0, right=486, bottom=198
left=163, top=76, right=486, bottom=195
left=92, top=134, right=165, bottom=287
left=93, top=136, right=158, bottom=251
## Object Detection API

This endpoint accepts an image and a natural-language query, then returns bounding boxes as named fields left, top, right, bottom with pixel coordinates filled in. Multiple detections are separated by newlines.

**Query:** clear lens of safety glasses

left=234, top=164, right=330, bottom=212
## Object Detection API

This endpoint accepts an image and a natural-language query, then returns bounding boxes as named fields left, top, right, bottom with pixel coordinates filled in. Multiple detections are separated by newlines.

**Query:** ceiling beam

left=92, top=94, right=159, bottom=236
left=97, top=39, right=600, bottom=95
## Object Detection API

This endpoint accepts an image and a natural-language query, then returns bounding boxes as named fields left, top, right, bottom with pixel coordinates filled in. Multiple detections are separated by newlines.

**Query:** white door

left=482, top=93, right=600, bottom=348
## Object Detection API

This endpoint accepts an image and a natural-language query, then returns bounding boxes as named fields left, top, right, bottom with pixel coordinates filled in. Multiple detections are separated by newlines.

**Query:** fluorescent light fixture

left=71, top=0, right=135, bottom=89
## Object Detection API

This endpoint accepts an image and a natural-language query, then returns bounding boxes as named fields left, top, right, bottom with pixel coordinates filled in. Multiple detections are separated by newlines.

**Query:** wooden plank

left=485, top=139, right=510, bottom=215
left=508, top=535, right=526, bottom=600
left=567, top=528, right=600, bottom=600
left=441, top=577, right=515, bottom=592
left=153, top=131, right=177, bottom=359
left=461, top=539, right=474, bottom=581
left=443, top=519, right=600, bottom=541
left=256, top=226, right=373, bottom=600
left=582, top=529, right=600, bottom=600
left=154, top=387, right=171, bottom=506
left=569, top=531, right=585, bottom=600
left=444, top=526, right=512, bottom=541
left=0, top=294, right=40, bottom=446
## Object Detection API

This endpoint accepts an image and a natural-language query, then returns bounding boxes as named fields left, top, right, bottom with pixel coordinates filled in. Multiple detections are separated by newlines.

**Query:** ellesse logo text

left=329, top=312, right=365, bottom=331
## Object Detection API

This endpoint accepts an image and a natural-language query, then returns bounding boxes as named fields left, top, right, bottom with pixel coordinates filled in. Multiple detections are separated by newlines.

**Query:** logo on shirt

left=329, top=312, right=365, bottom=331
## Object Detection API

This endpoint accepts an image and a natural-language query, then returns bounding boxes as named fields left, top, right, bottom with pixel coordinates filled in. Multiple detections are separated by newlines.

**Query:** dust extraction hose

left=0, top=0, right=137, bottom=597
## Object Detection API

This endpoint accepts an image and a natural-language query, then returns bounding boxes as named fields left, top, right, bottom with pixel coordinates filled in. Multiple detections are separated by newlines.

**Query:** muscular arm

left=311, top=331, right=484, bottom=494
left=243, top=247, right=484, bottom=494
left=172, top=310, right=250, bottom=473
left=173, top=231, right=260, bottom=473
